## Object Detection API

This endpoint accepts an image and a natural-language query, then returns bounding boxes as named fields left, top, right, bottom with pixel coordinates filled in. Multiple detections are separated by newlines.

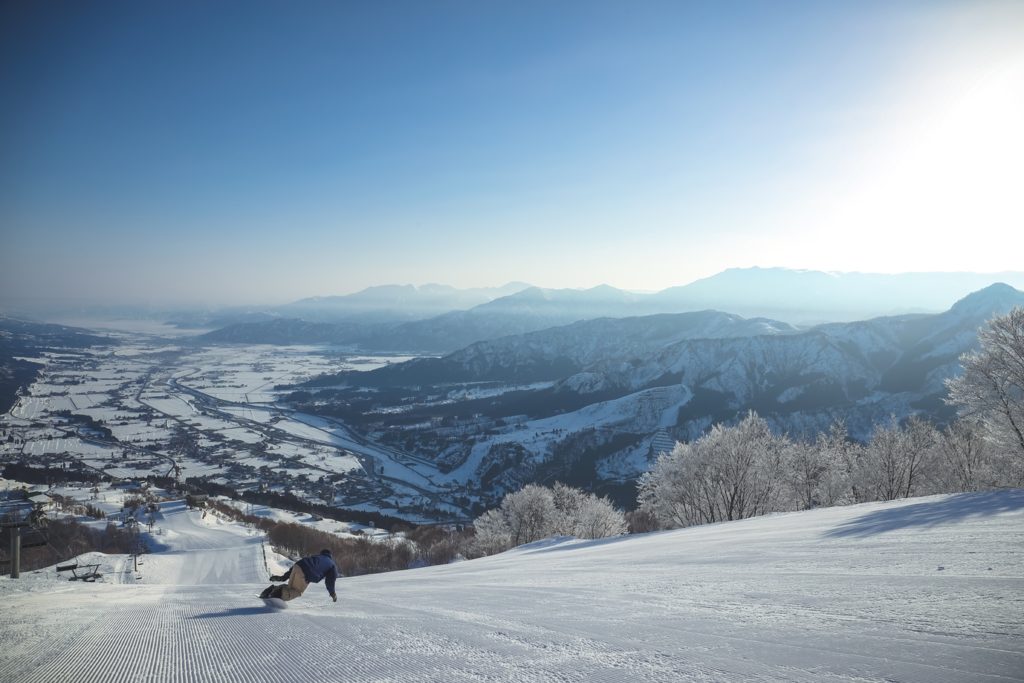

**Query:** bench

left=56, top=562, right=101, bottom=582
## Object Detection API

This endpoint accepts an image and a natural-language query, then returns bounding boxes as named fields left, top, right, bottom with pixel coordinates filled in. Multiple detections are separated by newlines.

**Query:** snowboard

left=260, top=596, right=288, bottom=610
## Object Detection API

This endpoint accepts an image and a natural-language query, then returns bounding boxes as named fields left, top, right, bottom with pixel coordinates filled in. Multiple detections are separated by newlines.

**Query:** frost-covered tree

left=500, top=484, right=558, bottom=546
left=470, top=509, right=512, bottom=557
left=636, top=441, right=703, bottom=528
left=786, top=425, right=857, bottom=510
left=860, top=418, right=903, bottom=501
left=936, top=419, right=990, bottom=491
left=550, top=482, right=587, bottom=536
left=787, top=440, right=829, bottom=510
left=813, top=421, right=856, bottom=506
left=946, top=307, right=1024, bottom=463
left=860, top=416, right=937, bottom=501
left=638, top=411, right=790, bottom=529
left=508, top=482, right=626, bottom=542
left=471, top=483, right=625, bottom=557
left=570, top=493, right=628, bottom=539
left=900, top=416, right=938, bottom=497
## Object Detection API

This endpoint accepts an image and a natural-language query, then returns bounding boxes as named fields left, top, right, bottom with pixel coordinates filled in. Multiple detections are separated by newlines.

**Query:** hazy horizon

left=3, top=266, right=1024, bottom=316
left=3, top=1, right=1023, bottom=307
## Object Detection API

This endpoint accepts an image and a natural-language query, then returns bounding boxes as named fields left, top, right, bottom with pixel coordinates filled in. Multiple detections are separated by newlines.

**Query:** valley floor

left=2, top=492, right=1023, bottom=682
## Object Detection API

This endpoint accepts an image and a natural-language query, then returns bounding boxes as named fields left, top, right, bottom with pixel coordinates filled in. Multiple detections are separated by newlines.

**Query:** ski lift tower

left=126, top=517, right=142, bottom=574
left=1, top=494, right=49, bottom=579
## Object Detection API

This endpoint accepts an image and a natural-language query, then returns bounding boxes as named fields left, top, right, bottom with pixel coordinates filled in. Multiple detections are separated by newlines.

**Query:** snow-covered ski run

left=2, top=491, right=1022, bottom=682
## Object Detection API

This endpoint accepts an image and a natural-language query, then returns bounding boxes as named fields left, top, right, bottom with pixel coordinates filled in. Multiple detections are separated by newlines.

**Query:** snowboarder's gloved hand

left=270, top=575, right=284, bottom=581
left=330, top=592, right=337, bottom=602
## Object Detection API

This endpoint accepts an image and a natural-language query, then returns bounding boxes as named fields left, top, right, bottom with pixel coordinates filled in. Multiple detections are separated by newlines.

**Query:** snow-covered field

left=0, top=335, right=442, bottom=515
left=2, top=490, right=1021, bottom=682
left=176, top=345, right=347, bottom=403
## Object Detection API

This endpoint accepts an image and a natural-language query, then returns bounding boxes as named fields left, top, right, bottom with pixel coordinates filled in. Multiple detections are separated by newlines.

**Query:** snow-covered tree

left=859, top=418, right=902, bottom=501
left=859, top=416, right=937, bottom=501
left=813, top=421, right=856, bottom=506
left=470, top=509, right=512, bottom=557
left=900, top=416, right=938, bottom=497
left=550, top=482, right=587, bottom=536
left=785, top=425, right=857, bottom=510
left=637, top=440, right=707, bottom=528
left=787, top=440, right=829, bottom=510
left=471, top=483, right=626, bottom=557
left=946, top=307, right=1024, bottom=464
left=570, top=493, right=627, bottom=539
left=638, top=411, right=790, bottom=529
left=500, top=484, right=558, bottom=546
left=936, top=419, right=990, bottom=491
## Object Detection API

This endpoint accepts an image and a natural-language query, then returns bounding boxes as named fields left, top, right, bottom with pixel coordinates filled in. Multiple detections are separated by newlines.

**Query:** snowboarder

left=261, top=549, right=339, bottom=602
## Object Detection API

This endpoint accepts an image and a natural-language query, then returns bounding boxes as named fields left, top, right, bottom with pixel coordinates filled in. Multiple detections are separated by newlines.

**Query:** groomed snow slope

left=2, top=492, right=1022, bottom=682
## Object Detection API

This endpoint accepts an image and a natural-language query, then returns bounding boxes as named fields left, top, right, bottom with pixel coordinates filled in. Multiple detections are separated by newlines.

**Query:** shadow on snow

left=513, top=534, right=637, bottom=555
left=191, top=606, right=277, bottom=619
left=825, top=489, right=1024, bottom=538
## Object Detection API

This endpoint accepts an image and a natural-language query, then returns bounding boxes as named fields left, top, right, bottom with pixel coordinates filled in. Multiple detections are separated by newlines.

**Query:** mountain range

left=647, top=268, right=1024, bottom=322
left=279, top=282, right=532, bottom=322
left=295, top=283, right=1024, bottom=502
left=200, top=268, right=1024, bottom=353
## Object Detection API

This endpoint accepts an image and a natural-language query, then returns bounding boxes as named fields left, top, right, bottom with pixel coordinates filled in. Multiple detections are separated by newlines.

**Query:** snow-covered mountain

left=351, top=285, right=653, bottom=353
left=3, top=491, right=1022, bottom=681
left=197, top=270, right=1024, bottom=352
left=281, top=282, right=532, bottom=322
left=457, top=270, right=1024, bottom=326
left=202, top=285, right=652, bottom=352
left=178, top=283, right=532, bottom=333
left=652, top=267, right=1024, bottom=323
left=357, top=310, right=797, bottom=386
left=315, top=284, right=1024, bottom=497
left=470, top=284, right=644, bottom=318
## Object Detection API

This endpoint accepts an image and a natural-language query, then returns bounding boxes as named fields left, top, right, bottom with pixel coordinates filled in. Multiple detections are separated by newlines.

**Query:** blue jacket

left=296, top=551, right=339, bottom=595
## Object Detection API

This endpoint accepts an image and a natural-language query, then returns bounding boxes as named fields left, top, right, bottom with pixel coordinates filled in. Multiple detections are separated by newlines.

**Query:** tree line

left=638, top=307, right=1024, bottom=530
left=207, top=499, right=473, bottom=575
left=473, top=307, right=1024, bottom=545
left=471, top=483, right=627, bottom=556
left=0, top=517, right=136, bottom=573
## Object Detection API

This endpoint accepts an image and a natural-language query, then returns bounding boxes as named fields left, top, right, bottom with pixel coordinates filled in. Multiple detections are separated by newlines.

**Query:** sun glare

left=910, top=56, right=1024, bottom=230
left=796, top=49, right=1024, bottom=273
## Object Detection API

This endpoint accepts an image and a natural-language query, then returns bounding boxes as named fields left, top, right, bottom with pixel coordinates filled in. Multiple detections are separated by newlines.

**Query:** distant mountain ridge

left=303, top=284, right=1024, bottom=499
left=199, top=269, right=1024, bottom=353
left=280, top=282, right=532, bottom=322
left=343, top=310, right=797, bottom=387
left=652, top=268, right=1024, bottom=323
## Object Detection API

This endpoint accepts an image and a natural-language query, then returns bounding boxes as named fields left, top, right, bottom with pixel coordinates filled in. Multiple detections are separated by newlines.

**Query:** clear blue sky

left=1, top=1, right=1022, bottom=306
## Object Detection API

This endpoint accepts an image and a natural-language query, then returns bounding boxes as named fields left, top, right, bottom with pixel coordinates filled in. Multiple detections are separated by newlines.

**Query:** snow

left=439, top=384, right=692, bottom=485
left=1, top=338, right=450, bottom=518
left=272, top=412, right=351, bottom=445
left=344, top=355, right=420, bottom=371
left=221, top=405, right=278, bottom=423
left=20, top=436, right=119, bottom=458
left=1, top=490, right=1021, bottom=682
left=284, top=412, right=436, bottom=487
left=141, top=395, right=198, bottom=418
